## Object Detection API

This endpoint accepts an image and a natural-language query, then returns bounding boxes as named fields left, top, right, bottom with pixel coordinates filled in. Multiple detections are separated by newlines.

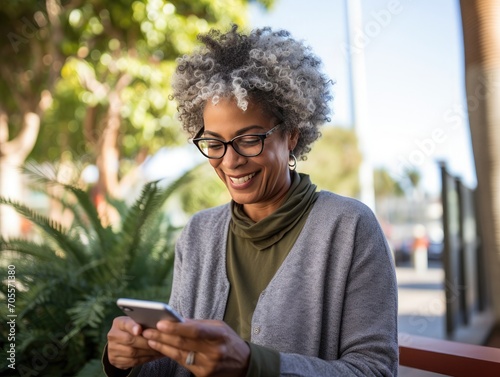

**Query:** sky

left=249, top=0, right=477, bottom=195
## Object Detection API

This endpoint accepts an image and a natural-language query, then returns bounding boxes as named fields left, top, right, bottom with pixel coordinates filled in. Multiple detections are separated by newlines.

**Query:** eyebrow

left=202, top=125, right=266, bottom=139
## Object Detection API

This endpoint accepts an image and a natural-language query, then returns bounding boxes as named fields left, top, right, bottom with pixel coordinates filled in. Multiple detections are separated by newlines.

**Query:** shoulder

left=178, top=203, right=231, bottom=248
left=311, top=191, right=386, bottom=247
left=315, top=190, right=376, bottom=221
left=185, top=203, right=231, bottom=229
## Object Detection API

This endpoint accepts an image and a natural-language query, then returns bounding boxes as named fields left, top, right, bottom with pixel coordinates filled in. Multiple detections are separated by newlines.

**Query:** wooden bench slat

left=399, top=333, right=500, bottom=377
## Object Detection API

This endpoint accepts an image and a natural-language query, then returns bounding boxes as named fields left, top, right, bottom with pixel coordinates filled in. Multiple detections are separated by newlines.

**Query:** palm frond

left=0, top=238, right=57, bottom=261
left=74, top=359, right=106, bottom=377
left=67, top=294, right=108, bottom=330
left=0, top=197, right=88, bottom=266
left=21, top=161, right=61, bottom=185
left=28, top=185, right=96, bottom=240
left=111, top=180, right=163, bottom=264
left=22, top=161, right=113, bottom=250
left=63, top=184, right=115, bottom=252
left=106, top=195, right=129, bottom=219
left=115, top=169, right=196, bottom=265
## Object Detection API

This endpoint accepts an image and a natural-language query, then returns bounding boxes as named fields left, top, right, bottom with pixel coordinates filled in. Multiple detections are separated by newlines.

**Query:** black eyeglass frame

left=192, top=124, right=281, bottom=159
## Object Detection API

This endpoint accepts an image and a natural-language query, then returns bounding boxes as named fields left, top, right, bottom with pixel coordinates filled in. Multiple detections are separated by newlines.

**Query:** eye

left=237, top=136, right=261, bottom=147
left=199, top=140, right=223, bottom=150
left=208, top=142, right=223, bottom=150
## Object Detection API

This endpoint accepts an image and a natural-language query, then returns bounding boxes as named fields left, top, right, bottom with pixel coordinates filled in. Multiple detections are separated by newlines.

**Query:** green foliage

left=178, top=161, right=231, bottom=215
left=374, top=167, right=405, bottom=198
left=0, top=164, right=195, bottom=376
left=0, top=0, right=274, bottom=163
left=299, top=125, right=362, bottom=197
left=404, top=168, right=422, bottom=189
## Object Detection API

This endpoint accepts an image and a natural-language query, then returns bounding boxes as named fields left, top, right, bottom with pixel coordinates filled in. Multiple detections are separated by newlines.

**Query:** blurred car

left=427, top=241, right=443, bottom=261
left=393, top=239, right=443, bottom=265
left=393, top=239, right=412, bottom=265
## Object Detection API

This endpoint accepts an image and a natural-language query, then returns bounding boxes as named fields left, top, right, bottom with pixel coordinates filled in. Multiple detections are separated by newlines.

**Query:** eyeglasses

left=192, top=124, right=281, bottom=159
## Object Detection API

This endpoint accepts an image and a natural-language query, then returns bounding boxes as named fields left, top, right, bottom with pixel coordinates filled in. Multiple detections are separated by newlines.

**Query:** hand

left=107, top=316, right=163, bottom=370
left=142, top=319, right=250, bottom=377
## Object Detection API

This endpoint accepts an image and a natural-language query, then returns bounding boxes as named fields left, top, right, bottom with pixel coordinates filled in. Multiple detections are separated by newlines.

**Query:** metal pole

left=344, top=0, right=376, bottom=211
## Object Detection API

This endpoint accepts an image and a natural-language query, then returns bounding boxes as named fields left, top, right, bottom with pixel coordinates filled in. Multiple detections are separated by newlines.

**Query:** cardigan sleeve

left=246, top=343, right=280, bottom=377
left=101, top=344, right=141, bottom=377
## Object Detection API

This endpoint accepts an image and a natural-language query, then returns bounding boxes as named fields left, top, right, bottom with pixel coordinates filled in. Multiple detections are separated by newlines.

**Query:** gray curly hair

left=171, top=24, right=333, bottom=159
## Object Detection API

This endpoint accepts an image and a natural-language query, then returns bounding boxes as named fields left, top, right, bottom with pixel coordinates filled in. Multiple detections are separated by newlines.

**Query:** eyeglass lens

left=197, top=135, right=263, bottom=158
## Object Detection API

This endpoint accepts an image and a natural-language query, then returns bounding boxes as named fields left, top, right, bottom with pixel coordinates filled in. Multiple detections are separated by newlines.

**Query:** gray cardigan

left=138, top=191, right=398, bottom=376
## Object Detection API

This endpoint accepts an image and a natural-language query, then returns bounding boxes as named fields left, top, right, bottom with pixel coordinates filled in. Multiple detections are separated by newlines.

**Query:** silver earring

left=288, top=152, right=297, bottom=171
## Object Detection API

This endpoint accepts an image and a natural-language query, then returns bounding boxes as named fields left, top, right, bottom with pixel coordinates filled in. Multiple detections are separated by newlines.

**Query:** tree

left=0, top=0, right=63, bottom=236
left=299, top=125, right=361, bottom=197
left=401, top=167, right=421, bottom=198
left=0, top=0, right=273, bottom=234
left=460, top=0, right=500, bottom=321
left=373, top=167, right=404, bottom=199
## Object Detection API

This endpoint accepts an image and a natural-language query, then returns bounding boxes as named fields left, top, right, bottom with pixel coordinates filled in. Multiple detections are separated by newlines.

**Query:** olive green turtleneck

left=224, top=171, right=318, bottom=376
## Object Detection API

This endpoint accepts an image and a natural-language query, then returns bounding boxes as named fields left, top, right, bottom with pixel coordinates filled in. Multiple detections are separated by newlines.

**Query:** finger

left=109, top=352, right=162, bottom=370
left=146, top=341, right=224, bottom=377
left=109, top=342, right=161, bottom=359
left=142, top=327, right=194, bottom=352
left=108, top=319, right=152, bottom=351
left=107, top=339, right=163, bottom=370
left=146, top=339, right=205, bottom=369
left=155, top=319, right=224, bottom=341
left=111, top=332, right=155, bottom=350
left=115, top=316, right=143, bottom=336
left=143, top=322, right=228, bottom=357
left=108, top=330, right=142, bottom=349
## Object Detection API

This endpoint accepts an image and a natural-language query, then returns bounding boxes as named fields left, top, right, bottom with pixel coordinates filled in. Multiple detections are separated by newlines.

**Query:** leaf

left=67, top=295, right=107, bottom=330
left=74, top=359, right=106, bottom=377
left=0, top=237, right=57, bottom=261
left=0, top=197, right=89, bottom=266
left=63, top=184, right=115, bottom=252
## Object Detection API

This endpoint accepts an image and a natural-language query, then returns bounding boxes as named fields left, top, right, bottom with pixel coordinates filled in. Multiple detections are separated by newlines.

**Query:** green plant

left=0, top=163, right=195, bottom=376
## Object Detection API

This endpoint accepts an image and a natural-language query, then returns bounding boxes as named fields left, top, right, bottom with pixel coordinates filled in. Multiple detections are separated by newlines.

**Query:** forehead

left=203, top=97, right=271, bottom=127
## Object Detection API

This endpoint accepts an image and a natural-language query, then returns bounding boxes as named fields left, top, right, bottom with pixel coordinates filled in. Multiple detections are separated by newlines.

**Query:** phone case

left=117, top=298, right=184, bottom=328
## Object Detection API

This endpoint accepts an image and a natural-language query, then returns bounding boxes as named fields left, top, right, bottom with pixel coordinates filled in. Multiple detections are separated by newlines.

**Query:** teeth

left=230, top=173, right=256, bottom=184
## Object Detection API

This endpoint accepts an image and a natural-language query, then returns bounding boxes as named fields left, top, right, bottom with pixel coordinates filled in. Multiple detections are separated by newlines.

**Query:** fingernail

left=157, top=320, right=173, bottom=331
left=148, top=340, right=157, bottom=348
left=133, top=325, right=140, bottom=335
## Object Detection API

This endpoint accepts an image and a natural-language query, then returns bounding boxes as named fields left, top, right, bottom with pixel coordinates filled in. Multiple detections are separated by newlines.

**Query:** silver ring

left=185, top=351, right=195, bottom=366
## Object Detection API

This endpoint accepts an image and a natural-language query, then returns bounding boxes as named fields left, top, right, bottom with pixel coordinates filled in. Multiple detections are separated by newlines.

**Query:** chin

left=228, top=191, right=256, bottom=206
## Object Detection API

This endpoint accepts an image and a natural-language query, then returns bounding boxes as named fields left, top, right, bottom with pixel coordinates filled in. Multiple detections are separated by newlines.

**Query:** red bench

left=399, top=333, right=500, bottom=376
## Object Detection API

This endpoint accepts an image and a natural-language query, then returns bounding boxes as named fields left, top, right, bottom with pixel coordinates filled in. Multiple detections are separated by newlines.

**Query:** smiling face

left=202, top=97, right=298, bottom=222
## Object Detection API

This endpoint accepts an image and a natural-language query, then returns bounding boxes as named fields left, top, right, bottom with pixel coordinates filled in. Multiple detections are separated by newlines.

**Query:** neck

left=242, top=173, right=294, bottom=222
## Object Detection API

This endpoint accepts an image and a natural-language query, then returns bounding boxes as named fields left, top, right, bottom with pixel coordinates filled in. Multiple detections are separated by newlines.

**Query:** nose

left=221, top=143, right=246, bottom=169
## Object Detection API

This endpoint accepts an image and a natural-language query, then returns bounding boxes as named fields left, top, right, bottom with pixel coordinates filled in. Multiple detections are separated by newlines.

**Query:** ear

left=288, top=129, right=299, bottom=152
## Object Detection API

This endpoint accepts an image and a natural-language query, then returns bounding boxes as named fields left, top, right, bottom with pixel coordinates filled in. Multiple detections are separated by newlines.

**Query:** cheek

left=209, top=159, right=219, bottom=169
left=209, top=160, right=226, bottom=182
left=272, top=145, right=291, bottom=166
left=261, top=149, right=289, bottom=177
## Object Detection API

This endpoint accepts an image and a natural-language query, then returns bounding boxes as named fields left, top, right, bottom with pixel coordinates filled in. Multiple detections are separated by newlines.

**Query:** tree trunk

left=459, top=0, right=500, bottom=320
left=93, top=73, right=132, bottom=225
left=0, top=112, right=41, bottom=238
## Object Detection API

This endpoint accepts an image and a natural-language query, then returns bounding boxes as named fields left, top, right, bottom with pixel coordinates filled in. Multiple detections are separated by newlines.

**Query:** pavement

left=396, top=261, right=448, bottom=376
left=395, top=260, right=498, bottom=376
left=396, top=261, right=446, bottom=340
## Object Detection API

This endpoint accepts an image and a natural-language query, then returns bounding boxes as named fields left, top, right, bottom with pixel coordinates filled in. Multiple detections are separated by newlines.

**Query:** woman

left=104, top=25, right=398, bottom=376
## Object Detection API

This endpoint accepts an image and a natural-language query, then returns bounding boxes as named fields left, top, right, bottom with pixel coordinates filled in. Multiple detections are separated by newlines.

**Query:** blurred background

left=1, top=0, right=499, bottom=375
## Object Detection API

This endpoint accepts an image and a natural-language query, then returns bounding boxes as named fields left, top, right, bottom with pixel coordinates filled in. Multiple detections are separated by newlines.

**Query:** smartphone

left=117, top=298, right=185, bottom=328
